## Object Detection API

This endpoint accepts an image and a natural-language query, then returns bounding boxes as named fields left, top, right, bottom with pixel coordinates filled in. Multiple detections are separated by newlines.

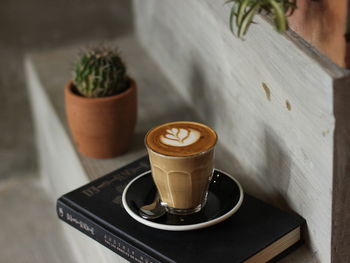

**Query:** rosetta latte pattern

left=160, top=128, right=200, bottom=147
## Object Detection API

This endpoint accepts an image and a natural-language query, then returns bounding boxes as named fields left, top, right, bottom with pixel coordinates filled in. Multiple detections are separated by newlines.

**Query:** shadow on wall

left=188, top=50, right=236, bottom=131
left=187, top=52, right=295, bottom=211
left=262, top=127, right=292, bottom=211
left=215, top=126, right=317, bottom=262
left=186, top=59, right=317, bottom=259
left=189, top=58, right=217, bottom=127
left=262, top=127, right=316, bottom=261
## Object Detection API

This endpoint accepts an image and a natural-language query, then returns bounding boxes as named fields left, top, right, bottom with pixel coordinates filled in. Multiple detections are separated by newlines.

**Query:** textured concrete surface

left=0, top=177, right=76, bottom=263
left=0, top=48, right=36, bottom=180
left=133, top=2, right=348, bottom=262
left=0, top=0, right=132, bottom=181
left=0, top=1, right=132, bottom=262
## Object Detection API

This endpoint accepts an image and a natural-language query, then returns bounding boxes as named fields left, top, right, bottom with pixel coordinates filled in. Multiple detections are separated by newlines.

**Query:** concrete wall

left=133, top=1, right=348, bottom=262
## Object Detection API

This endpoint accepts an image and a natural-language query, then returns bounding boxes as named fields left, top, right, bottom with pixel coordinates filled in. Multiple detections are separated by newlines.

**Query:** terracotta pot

left=64, top=78, right=137, bottom=159
left=288, top=0, right=347, bottom=67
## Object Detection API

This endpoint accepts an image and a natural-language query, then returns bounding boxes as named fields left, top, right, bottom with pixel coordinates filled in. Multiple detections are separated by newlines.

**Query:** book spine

left=57, top=199, right=162, bottom=263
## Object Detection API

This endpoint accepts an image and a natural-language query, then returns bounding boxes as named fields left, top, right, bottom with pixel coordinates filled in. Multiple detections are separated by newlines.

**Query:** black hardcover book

left=57, top=156, right=305, bottom=263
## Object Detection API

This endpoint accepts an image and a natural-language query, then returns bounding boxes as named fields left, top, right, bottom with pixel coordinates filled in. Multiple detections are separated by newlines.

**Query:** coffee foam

left=160, top=128, right=200, bottom=147
left=146, top=121, right=217, bottom=157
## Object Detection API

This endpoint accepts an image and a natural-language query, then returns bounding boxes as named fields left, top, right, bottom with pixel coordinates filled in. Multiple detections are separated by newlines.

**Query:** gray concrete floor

left=0, top=177, right=77, bottom=263
left=0, top=1, right=132, bottom=261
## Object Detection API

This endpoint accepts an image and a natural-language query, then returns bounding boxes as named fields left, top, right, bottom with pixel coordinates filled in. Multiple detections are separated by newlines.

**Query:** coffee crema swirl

left=145, top=121, right=217, bottom=157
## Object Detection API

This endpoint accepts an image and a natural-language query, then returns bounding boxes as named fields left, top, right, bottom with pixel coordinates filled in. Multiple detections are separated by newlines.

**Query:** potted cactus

left=64, top=47, right=137, bottom=159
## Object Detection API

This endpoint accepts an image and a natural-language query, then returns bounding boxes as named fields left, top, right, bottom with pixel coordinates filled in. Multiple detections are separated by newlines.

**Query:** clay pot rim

left=65, top=76, right=136, bottom=102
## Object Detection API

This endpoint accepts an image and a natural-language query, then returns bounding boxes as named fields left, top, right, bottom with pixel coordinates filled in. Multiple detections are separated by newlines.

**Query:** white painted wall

left=133, top=1, right=336, bottom=262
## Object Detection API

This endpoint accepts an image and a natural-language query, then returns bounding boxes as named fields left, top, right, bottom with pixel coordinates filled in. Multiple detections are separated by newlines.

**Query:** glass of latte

left=145, top=121, right=217, bottom=215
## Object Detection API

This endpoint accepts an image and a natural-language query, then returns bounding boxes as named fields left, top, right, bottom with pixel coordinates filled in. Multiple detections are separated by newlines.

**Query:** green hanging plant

left=227, top=0, right=297, bottom=38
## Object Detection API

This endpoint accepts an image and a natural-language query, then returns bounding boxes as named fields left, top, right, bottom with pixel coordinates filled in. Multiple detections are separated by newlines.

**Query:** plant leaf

left=229, top=6, right=236, bottom=33
left=238, top=1, right=260, bottom=37
left=269, top=0, right=287, bottom=32
left=237, top=0, right=251, bottom=26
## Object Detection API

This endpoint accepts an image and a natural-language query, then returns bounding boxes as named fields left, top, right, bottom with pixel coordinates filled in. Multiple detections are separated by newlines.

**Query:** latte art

left=145, top=121, right=217, bottom=157
left=160, top=128, right=200, bottom=147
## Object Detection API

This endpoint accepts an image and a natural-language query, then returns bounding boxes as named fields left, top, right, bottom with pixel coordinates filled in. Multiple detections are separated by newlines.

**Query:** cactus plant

left=73, top=47, right=128, bottom=98
left=227, top=0, right=297, bottom=38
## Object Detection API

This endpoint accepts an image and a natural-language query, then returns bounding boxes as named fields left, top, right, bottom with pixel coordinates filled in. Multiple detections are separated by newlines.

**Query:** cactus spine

left=73, top=47, right=128, bottom=98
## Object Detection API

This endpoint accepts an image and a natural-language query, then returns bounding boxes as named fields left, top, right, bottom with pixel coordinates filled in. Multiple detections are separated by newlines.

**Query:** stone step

left=24, top=34, right=199, bottom=263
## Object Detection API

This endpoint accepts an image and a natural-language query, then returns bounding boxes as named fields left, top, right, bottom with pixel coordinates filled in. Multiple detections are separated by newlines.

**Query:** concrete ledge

left=24, top=34, right=201, bottom=263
